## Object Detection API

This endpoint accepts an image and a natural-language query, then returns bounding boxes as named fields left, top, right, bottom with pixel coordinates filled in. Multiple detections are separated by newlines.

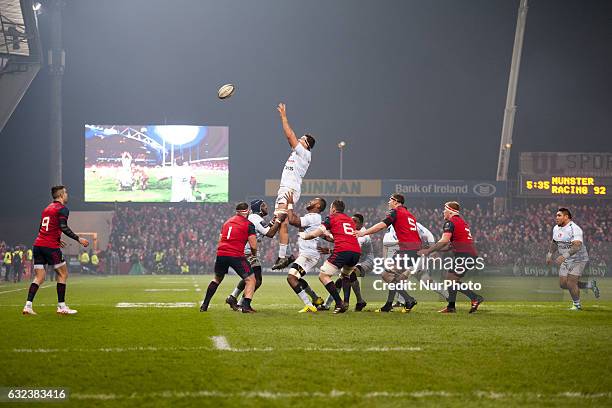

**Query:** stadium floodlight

left=338, top=141, right=346, bottom=179
left=155, top=125, right=199, bottom=146
left=32, top=2, right=42, bottom=11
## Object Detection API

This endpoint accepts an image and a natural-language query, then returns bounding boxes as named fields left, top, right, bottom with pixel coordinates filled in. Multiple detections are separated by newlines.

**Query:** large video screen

left=85, top=125, right=228, bottom=202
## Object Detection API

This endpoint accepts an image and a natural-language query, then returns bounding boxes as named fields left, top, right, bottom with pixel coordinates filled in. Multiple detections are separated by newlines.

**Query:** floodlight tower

left=495, top=0, right=529, bottom=213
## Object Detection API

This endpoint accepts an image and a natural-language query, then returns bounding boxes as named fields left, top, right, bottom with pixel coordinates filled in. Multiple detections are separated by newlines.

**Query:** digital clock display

left=519, top=175, right=610, bottom=197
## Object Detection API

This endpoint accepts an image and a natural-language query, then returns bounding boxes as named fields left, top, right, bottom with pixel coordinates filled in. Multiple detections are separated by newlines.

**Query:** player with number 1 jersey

left=200, top=203, right=258, bottom=313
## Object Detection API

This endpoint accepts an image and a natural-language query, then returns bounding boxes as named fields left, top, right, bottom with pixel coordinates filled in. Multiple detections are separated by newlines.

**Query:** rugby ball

left=217, top=83, right=236, bottom=99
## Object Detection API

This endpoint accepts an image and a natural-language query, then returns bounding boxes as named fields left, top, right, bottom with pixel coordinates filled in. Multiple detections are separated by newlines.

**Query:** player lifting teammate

left=23, top=186, right=89, bottom=315
left=321, top=213, right=370, bottom=311
left=386, top=222, right=449, bottom=307
left=546, top=207, right=599, bottom=310
left=200, top=203, right=258, bottom=313
left=272, top=103, right=315, bottom=270
left=357, top=193, right=421, bottom=313
left=418, top=201, right=483, bottom=313
left=225, top=199, right=285, bottom=311
left=299, top=200, right=361, bottom=314
left=283, top=192, right=326, bottom=313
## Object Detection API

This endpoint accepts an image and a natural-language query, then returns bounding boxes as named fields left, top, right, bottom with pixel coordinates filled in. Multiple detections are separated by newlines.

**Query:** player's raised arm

left=264, top=214, right=285, bottom=237
left=283, top=192, right=302, bottom=227
left=277, top=103, right=299, bottom=148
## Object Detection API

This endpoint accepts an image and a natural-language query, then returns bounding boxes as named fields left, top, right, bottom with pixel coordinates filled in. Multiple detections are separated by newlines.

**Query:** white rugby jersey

left=552, top=221, right=589, bottom=263
left=383, top=225, right=399, bottom=247
left=280, top=143, right=311, bottom=191
left=416, top=223, right=435, bottom=246
left=244, top=213, right=270, bottom=255
left=298, top=212, right=321, bottom=258
left=357, top=227, right=374, bottom=262
left=170, top=165, right=194, bottom=202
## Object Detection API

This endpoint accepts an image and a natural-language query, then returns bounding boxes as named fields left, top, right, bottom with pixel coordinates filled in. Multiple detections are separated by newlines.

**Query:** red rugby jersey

left=217, top=215, right=256, bottom=257
left=382, top=205, right=421, bottom=250
left=443, top=215, right=477, bottom=256
left=33, top=201, right=69, bottom=249
left=322, top=213, right=361, bottom=253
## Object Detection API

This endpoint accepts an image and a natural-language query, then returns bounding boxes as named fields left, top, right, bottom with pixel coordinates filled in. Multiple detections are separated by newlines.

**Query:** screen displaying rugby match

left=84, top=125, right=229, bottom=202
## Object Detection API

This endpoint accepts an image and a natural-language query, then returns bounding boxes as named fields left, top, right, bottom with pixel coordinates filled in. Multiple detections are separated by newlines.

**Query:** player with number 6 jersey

left=299, top=200, right=360, bottom=314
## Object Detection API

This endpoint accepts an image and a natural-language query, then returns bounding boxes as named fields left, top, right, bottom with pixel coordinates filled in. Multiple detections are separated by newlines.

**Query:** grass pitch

left=1, top=275, right=610, bottom=407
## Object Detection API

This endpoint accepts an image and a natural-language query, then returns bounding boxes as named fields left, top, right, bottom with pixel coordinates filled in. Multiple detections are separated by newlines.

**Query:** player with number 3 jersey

left=418, top=201, right=484, bottom=314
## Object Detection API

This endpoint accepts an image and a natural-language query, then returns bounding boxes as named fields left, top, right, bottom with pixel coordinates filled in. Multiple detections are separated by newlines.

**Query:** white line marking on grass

left=13, top=346, right=219, bottom=353
left=115, top=302, right=196, bottom=308
left=68, top=390, right=612, bottom=401
left=0, top=284, right=51, bottom=295
left=195, top=288, right=201, bottom=292
left=0, top=304, right=108, bottom=307
left=9, top=345, right=419, bottom=353
left=303, top=346, right=421, bottom=352
left=211, top=336, right=232, bottom=350
left=144, top=289, right=190, bottom=292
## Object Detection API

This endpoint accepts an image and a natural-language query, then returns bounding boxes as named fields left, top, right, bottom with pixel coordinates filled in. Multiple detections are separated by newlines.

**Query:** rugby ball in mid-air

left=217, top=83, right=236, bottom=99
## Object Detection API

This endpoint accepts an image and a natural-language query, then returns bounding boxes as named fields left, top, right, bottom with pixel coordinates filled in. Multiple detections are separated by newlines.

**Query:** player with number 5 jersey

left=356, top=193, right=421, bottom=312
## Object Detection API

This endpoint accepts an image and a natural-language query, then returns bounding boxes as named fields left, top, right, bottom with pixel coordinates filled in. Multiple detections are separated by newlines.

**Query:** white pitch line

left=144, top=289, right=190, bottom=292
left=155, top=281, right=188, bottom=284
left=211, top=336, right=232, bottom=350
left=115, top=302, right=196, bottom=308
left=9, top=345, right=421, bottom=353
left=0, top=303, right=108, bottom=307
left=68, top=390, right=612, bottom=401
left=0, top=284, right=51, bottom=295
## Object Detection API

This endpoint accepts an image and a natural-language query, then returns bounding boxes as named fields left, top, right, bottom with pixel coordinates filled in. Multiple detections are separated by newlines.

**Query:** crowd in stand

left=105, top=201, right=611, bottom=274
left=1, top=201, right=609, bottom=278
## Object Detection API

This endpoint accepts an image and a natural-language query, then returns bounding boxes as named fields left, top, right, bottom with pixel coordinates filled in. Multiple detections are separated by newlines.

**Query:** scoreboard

left=519, top=175, right=611, bottom=198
